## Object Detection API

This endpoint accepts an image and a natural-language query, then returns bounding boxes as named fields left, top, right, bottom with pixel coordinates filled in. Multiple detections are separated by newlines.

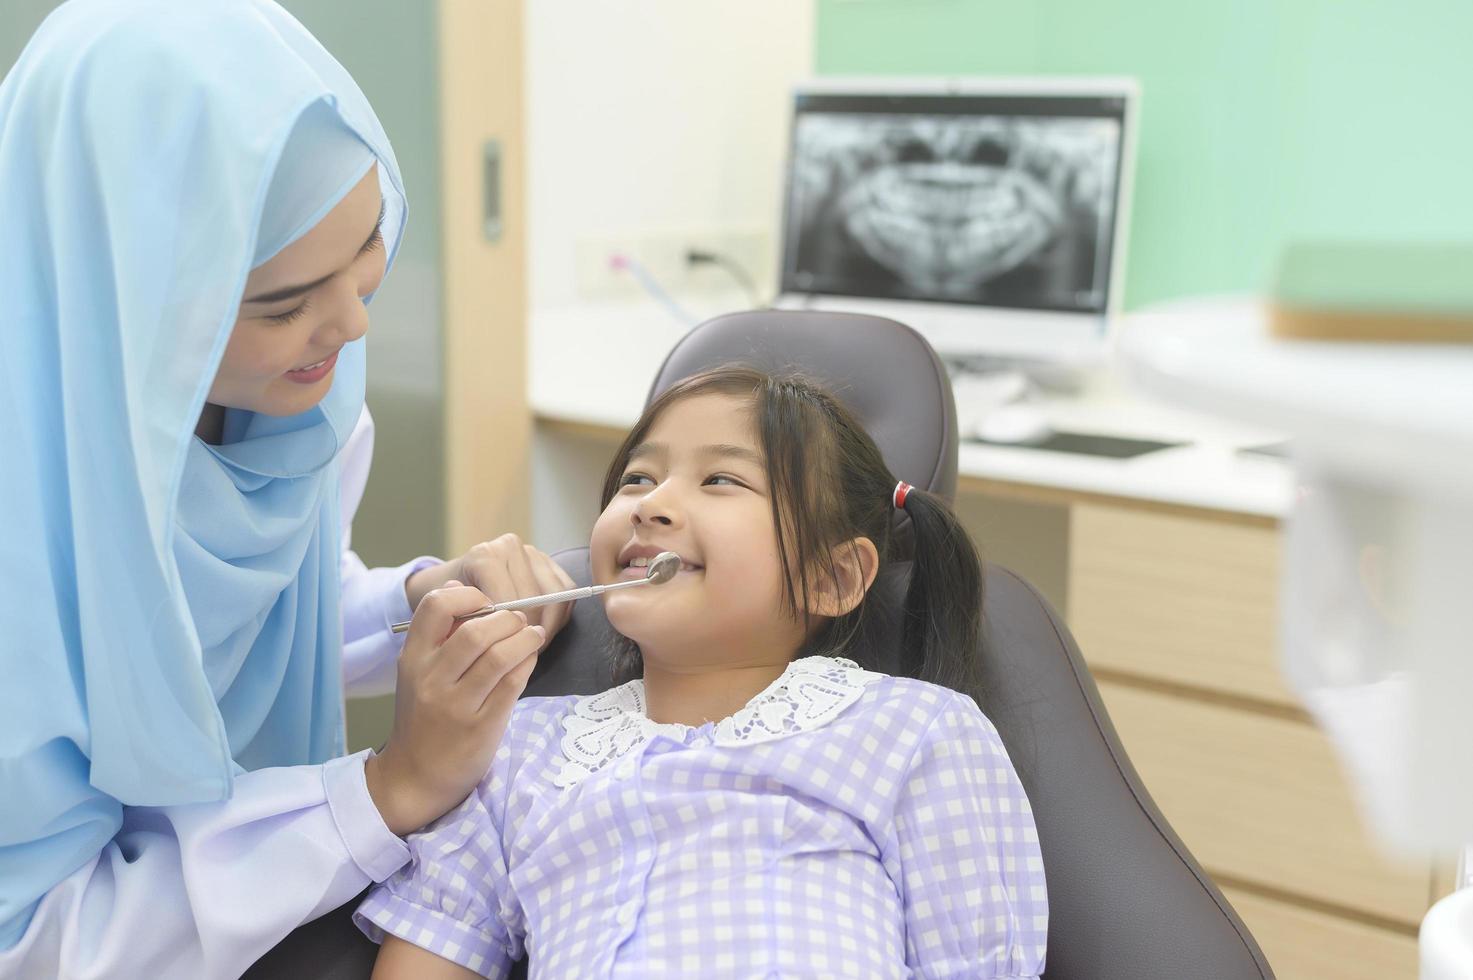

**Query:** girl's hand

left=405, top=534, right=577, bottom=639
left=365, top=583, right=544, bottom=836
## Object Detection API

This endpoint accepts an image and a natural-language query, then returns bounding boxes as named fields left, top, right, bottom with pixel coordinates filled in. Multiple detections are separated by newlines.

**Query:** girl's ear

left=807, top=536, right=880, bottom=618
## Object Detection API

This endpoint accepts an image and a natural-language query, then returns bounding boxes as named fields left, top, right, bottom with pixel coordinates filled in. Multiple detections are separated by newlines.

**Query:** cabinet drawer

left=1221, top=886, right=1417, bottom=980
left=1069, top=503, right=1293, bottom=706
left=1097, top=681, right=1430, bottom=925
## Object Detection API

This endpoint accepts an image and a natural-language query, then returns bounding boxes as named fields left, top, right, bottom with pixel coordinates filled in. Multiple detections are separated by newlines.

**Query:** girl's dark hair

left=598, top=366, right=985, bottom=705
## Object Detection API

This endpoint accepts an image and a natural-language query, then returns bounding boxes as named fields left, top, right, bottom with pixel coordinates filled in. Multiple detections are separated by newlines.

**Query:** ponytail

left=896, top=487, right=985, bottom=706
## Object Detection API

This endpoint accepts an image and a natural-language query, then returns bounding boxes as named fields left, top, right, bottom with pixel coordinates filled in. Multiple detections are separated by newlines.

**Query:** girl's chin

left=602, top=597, right=688, bottom=648
left=602, top=598, right=657, bottom=638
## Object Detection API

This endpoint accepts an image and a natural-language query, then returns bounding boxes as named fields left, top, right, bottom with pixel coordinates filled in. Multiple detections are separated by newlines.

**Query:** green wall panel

left=816, top=0, right=1473, bottom=308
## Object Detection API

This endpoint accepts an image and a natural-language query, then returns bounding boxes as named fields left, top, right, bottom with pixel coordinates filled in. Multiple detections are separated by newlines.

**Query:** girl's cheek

left=590, top=506, right=628, bottom=561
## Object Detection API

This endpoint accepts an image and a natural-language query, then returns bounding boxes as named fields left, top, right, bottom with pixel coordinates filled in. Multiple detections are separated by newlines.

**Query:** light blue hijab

left=0, top=0, right=408, bottom=945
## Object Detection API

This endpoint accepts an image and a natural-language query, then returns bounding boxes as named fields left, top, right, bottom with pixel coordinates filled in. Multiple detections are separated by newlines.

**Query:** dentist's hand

left=405, top=534, right=577, bottom=639
left=365, top=583, right=544, bottom=836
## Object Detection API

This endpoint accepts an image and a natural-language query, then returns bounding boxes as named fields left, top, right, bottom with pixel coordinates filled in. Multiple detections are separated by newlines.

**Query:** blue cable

left=610, top=253, right=700, bottom=327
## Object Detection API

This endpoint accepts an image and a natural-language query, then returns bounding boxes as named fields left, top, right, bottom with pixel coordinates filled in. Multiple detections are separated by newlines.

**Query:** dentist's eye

left=358, top=224, right=384, bottom=257
left=265, top=299, right=311, bottom=324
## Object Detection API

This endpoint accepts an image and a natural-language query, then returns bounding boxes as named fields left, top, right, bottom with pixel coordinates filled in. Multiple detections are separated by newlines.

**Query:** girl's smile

left=614, top=547, right=704, bottom=582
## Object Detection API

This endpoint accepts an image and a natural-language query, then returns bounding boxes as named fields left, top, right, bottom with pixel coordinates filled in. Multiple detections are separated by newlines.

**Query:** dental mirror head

left=645, top=551, right=680, bottom=585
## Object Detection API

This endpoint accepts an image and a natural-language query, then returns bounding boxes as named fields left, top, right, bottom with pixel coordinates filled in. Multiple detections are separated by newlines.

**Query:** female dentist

left=0, top=2, right=573, bottom=976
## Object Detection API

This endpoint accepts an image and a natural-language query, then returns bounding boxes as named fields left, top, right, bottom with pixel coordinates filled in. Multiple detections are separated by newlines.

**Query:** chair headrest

left=646, top=310, right=959, bottom=502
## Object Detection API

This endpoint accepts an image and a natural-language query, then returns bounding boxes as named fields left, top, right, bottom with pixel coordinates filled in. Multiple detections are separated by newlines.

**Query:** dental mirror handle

left=388, top=551, right=680, bottom=634
left=389, top=578, right=646, bottom=634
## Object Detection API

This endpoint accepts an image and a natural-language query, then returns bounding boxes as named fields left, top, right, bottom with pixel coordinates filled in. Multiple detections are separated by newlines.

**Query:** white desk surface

left=529, top=301, right=1294, bottom=520
left=1121, top=297, right=1473, bottom=492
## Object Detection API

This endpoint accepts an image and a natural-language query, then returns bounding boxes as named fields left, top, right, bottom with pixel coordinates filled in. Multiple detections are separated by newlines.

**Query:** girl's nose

left=631, top=484, right=682, bottom=528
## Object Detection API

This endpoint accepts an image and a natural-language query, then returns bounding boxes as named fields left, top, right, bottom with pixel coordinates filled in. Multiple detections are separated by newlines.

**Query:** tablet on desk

left=1237, top=441, right=1291, bottom=459
left=966, top=430, right=1185, bottom=459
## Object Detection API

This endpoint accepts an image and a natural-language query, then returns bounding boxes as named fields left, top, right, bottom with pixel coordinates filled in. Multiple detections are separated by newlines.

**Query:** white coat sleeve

left=338, top=405, right=441, bottom=698
left=0, top=750, right=410, bottom=980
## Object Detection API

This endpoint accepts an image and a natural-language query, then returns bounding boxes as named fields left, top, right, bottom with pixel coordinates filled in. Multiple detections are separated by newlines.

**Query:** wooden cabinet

left=1069, top=504, right=1290, bottom=706
left=1221, top=887, right=1418, bottom=980
left=1095, top=682, right=1429, bottom=924
left=1064, top=501, right=1434, bottom=979
left=438, top=0, right=530, bottom=553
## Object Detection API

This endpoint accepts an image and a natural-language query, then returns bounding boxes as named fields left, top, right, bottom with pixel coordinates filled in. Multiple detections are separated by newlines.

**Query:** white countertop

left=1119, top=296, right=1473, bottom=493
left=529, top=299, right=1295, bottom=519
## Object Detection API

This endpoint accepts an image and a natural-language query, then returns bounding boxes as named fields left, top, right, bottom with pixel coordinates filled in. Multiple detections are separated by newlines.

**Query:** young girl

left=355, top=367, right=1047, bottom=979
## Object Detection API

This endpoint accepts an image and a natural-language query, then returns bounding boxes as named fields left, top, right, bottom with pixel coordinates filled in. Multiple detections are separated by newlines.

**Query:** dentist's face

left=209, top=165, right=385, bottom=418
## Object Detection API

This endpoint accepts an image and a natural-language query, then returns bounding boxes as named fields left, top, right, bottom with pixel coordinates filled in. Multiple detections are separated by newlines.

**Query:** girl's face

left=591, top=392, right=806, bottom=666
left=208, top=165, right=386, bottom=418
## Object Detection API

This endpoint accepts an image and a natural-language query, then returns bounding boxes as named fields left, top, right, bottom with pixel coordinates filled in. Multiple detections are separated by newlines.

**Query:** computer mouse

left=972, top=404, right=1052, bottom=445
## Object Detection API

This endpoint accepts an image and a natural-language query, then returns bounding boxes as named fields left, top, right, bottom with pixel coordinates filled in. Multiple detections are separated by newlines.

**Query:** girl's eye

left=704, top=473, right=745, bottom=488
left=620, top=473, right=654, bottom=488
left=266, top=299, right=311, bottom=324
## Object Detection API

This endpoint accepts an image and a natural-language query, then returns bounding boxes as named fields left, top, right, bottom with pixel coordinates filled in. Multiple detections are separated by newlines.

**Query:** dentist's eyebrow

left=244, top=199, right=386, bottom=304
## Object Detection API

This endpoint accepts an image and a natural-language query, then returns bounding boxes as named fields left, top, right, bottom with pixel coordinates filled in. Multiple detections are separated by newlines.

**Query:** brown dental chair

left=250, top=310, right=1274, bottom=980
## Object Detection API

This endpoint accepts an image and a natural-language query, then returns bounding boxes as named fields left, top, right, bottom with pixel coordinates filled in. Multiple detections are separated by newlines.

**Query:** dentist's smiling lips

left=284, top=349, right=338, bottom=384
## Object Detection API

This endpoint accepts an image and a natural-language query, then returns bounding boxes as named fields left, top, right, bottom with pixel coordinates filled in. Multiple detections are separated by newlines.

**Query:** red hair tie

left=892, top=481, right=913, bottom=510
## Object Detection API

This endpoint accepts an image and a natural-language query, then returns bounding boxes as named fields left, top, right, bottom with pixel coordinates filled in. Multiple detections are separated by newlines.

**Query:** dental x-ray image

left=782, top=104, right=1123, bottom=313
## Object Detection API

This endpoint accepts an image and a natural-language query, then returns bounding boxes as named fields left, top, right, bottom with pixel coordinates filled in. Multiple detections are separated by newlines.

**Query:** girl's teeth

left=626, top=556, right=701, bottom=570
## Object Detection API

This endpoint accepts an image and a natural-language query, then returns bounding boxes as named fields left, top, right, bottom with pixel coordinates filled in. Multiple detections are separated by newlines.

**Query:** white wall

left=525, top=1, right=814, bottom=308
left=526, top=2, right=814, bottom=554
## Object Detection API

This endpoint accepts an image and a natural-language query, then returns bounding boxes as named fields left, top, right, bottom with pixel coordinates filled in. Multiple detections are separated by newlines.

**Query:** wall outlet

left=575, top=228, right=772, bottom=303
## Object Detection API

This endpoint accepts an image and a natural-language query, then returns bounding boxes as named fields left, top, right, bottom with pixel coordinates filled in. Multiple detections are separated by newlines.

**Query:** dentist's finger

left=399, top=584, right=489, bottom=664
left=429, top=609, right=528, bottom=686
left=465, top=624, right=544, bottom=714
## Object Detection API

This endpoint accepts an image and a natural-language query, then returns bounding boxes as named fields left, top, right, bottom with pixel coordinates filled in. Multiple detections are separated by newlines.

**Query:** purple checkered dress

left=355, top=656, right=1047, bottom=978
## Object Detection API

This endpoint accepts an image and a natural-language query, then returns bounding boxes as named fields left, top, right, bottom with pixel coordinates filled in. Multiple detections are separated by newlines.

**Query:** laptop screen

left=779, top=90, right=1129, bottom=316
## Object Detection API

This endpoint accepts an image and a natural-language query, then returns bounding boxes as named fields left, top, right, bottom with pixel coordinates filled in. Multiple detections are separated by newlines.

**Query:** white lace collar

left=552, top=656, right=883, bottom=789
